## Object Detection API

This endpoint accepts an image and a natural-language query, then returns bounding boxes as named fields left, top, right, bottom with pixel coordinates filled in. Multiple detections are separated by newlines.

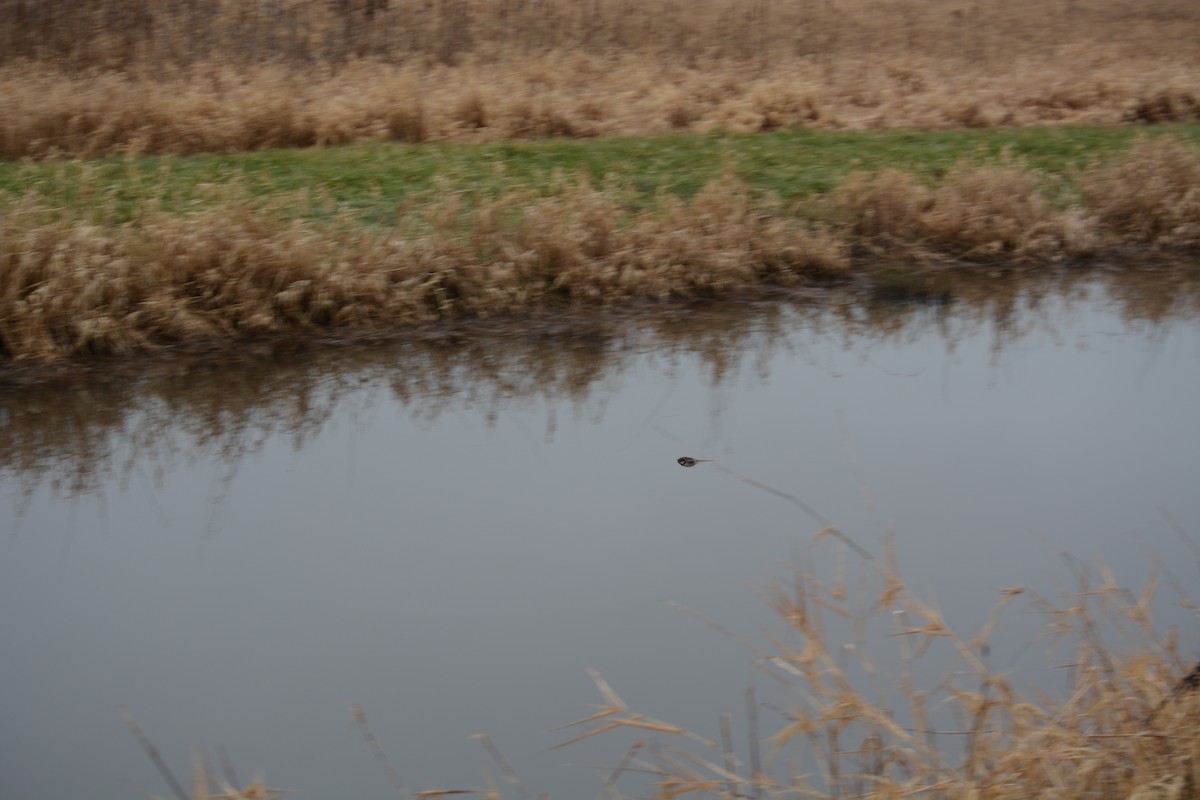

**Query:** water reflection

left=4, top=267, right=1196, bottom=506
left=1, top=267, right=1198, bottom=800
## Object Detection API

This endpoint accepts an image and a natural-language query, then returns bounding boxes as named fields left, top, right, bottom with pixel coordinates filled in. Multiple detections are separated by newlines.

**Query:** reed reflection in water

left=1, top=268, right=1198, bottom=800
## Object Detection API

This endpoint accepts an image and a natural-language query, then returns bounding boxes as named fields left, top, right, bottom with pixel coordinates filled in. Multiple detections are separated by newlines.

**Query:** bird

left=677, top=456, right=711, bottom=467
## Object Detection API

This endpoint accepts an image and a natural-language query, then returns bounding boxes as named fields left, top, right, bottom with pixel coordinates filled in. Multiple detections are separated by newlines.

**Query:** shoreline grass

left=2, top=128, right=1199, bottom=373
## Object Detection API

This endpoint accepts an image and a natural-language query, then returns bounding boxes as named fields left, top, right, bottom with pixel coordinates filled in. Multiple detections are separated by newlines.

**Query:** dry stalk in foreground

left=120, top=707, right=290, bottom=800
left=557, top=543, right=1199, bottom=799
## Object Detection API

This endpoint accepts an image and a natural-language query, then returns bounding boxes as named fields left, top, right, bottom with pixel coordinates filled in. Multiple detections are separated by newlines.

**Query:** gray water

left=2, top=272, right=1199, bottom=800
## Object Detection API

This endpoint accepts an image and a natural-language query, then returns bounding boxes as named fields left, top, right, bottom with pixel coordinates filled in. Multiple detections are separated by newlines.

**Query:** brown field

left=2, top=0, right=1199, bottom=159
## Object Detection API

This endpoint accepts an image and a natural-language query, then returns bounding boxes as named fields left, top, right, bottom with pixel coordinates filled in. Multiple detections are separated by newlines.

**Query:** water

left=2, top=271, right=1199, bottom=799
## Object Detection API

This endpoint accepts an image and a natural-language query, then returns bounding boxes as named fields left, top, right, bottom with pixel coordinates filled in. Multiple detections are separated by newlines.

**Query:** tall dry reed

left=555, top=543, right=1200, bottom=799
left=117, top=545, right=1200, bottom=798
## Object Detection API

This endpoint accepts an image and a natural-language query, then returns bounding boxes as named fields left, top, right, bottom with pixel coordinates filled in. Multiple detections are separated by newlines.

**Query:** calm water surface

left=2, top=271, right=1199, bottom=799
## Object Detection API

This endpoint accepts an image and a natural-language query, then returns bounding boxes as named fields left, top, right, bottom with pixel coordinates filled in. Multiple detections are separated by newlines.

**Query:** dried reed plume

left=120, top=707, right=290, bottom=800
left=557, top=545, right=1200, bottom=799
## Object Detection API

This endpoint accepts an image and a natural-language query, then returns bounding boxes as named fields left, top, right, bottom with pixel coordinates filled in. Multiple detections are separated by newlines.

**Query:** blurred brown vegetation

left=1, top=0, right=1198, bottom=158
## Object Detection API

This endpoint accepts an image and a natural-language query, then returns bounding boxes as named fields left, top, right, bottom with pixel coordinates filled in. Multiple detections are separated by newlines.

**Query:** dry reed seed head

left=630, top=560, right=1196, bottom=798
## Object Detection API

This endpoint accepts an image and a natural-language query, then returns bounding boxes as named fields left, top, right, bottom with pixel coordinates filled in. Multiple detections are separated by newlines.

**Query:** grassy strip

left=2, top=129, right=1199, bottom=368
left=5, top=125, right=1200, bottom=224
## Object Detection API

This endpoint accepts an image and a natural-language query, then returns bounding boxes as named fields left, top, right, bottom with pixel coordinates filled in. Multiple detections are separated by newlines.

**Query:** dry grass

left=0, top=169, right=852, bottom=364
left=3, top=138, right=1200, bottom=367
left=554, top=543, right=1200, bottom=799
left=109, top=532, right=1200, bottom=799
left=834, top=136, right=1200, bottom=260
left=836, top=163, right=1100, bottom=261
left=117, top=547, right=1200, bottom=799
left=1084, top=136, right=1200, bottom=247
left=0, top=0, right=1198, bottom=159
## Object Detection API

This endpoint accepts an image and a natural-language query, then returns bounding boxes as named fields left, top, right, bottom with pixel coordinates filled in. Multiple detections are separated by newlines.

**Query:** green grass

left=4, top=124, right=1199, bottom=225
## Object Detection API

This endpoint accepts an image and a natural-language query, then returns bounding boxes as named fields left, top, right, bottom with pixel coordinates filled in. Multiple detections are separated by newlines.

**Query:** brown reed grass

left=121, top=550, right=1200, bottom=799
left=0, top=0, right=1197, bottom=159
left=1083, top=136, right=1200, bottom=247
left=111, top=533, right=1200, bottom=799
left=557, top=544, right=1200, bottom=799
left=3, top=139, right=1200, bottom=368
left=836, top=163, right=1101, bottom=262
left=0, top=170, right=848, bottom=364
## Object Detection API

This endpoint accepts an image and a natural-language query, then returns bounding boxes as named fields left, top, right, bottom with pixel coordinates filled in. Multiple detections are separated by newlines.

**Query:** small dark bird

left=677, top=457, right=712, bottom=467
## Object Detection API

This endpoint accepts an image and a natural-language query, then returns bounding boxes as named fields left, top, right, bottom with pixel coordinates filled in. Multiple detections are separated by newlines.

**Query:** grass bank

left=10, top=125, right=1200, bottom=223
left=2, top=127, right=1200, bottom=369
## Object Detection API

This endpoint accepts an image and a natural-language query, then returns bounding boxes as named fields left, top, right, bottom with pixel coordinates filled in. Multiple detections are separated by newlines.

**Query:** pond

left=2, top=269, right=1199, bottom=799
